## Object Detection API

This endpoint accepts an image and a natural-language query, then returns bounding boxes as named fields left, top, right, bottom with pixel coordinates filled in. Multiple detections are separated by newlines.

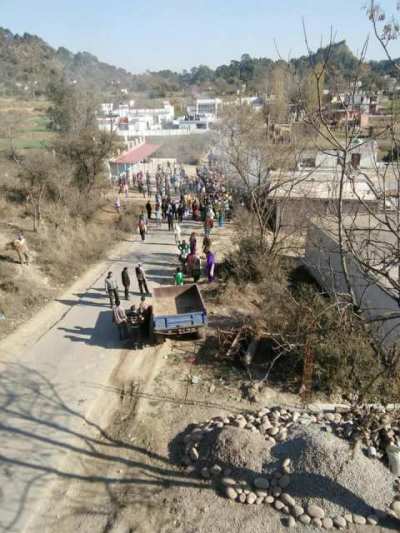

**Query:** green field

left=0, top=98, right=56, bottom=152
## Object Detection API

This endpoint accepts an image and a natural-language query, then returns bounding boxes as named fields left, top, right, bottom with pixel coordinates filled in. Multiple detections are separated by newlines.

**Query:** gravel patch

left=269, top=424, right=396, bottom=516
left=201, top=425, right=271, bottom=480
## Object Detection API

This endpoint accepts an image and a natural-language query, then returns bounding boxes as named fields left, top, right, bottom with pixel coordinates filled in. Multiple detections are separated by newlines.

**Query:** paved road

left=0, top=221, right=191, bottom=533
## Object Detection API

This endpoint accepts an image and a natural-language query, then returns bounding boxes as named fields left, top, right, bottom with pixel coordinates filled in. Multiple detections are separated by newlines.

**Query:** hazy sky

left=2, top=0, right=400, bottom=73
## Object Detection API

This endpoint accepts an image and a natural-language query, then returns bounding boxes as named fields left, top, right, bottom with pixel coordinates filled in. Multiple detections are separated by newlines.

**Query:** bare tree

left=292, top=14, right=400, bottom=400
left=18, top=151, right=68, bottom=232
left=217, top=101, right=316, bottom=258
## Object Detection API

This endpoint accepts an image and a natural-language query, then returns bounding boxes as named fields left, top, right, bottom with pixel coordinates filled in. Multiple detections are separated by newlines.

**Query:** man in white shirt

left=112, top=298, right=128, bottom=340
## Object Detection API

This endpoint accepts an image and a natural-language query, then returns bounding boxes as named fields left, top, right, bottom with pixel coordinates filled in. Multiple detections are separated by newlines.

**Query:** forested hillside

left=0, top=27, right=398, bottom=99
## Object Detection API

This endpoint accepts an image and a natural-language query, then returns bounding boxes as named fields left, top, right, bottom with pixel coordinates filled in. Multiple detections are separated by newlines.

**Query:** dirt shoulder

left=0, top=190, right=142, bottom=342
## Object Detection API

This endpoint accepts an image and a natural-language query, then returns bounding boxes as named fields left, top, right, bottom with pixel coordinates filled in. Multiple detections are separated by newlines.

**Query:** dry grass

left=0, top=183, right=139, bottom=339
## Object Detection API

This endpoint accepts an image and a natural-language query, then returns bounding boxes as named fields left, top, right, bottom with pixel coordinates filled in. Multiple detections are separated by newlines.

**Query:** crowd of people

left=109, top=162, right=233, bottom=342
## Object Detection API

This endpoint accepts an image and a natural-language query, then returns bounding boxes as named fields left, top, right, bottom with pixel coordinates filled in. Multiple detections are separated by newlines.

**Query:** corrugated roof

left=114, top=143, right=160, bottom=164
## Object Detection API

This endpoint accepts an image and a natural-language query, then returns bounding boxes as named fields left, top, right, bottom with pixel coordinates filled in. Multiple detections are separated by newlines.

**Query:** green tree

left=55, top=128, right=121, bottom=194
left=47, top=78, right=98, bottom=133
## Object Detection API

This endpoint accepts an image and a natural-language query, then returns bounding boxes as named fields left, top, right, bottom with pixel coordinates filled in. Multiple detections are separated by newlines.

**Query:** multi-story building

left=98, top=101, right=175, bottom=137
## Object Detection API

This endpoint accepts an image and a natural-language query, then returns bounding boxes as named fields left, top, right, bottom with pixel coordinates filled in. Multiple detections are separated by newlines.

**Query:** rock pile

left=178, top=405, right=400, bottom=529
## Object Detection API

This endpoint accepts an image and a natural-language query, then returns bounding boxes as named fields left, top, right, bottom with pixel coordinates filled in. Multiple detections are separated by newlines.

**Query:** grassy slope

left=0, top=97, right=56, bottom=150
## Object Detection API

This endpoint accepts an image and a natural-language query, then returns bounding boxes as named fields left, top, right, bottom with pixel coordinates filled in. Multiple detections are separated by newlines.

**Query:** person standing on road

left=121, top=267, right=130, bottom=300
left=189, top=232, right=197, bottom=255
left=155, top=205, right=162, bottom=227
left=202, top=235, right=211, bottom=255
left=175, top=267, right=184, bottom=286
left=112, top=298, right=128, bottom=340
left=105, top=271, right=119, bottom=307
left=135, top=263, right=149, bottom=295
left=145, top=200, right=152, bottom=220
left=192, top=254, right=201, bottom=283
left=205, top=250, right=216, bottom=283
left=138, top=215, right=146, bottom=241
left=167, top=209, right=174, bottom=231
left=177, top=202, right=184, bottom=223
left=174, top=222, right=182, bottom=244
left=114, top=195, right=121, bottom=214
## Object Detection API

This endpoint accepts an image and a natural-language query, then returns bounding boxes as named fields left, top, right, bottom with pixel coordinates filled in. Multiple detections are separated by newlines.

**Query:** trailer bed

left=151, top=284, right=207, bottom=337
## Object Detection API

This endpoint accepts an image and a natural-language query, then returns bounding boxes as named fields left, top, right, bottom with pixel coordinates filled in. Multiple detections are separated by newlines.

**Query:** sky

left=2, top=0, right=400, bottom=73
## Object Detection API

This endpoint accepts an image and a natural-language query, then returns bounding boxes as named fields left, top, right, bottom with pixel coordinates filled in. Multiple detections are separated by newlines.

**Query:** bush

left=259, top=277, right=400, bottom=402
left=115, top=202, right=141, bottom=234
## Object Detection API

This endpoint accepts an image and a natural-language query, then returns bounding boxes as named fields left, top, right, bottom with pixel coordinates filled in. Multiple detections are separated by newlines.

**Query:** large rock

left=322, top=517, right=333, bottom=529
left=280, top=493, right=296, bottom=507
left=221, top=477, right=237, bottom=487
left=253, top=477, right=269, bottom=490
left=278, top=475, right=290, bottom=489
left=311, top=517, right=323, bottom=528
left=367, top=515, right=379, bottom=526
left=291, top=505, right=304, bottom=518
left=353, top=515, right=366, bottom=525
left=246, top=492, right=257, bottom=504
left=299, top=514, right=311, bottom=525
left=307, top=504, right=325, bottom=519
left=286, top=516, right=296, bottom=528
left=210, top=464, right=222, bottom=476
left=225, top=487, right=237, bottom=500
left=391, top=500, right=400, bottom=518
left=274, top=500, right=285, bottom=511
left=333, top=516, right=346, bottom=529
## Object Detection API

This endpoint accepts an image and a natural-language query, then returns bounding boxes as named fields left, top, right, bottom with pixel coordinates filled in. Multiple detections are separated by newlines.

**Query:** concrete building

left=298, top=140, right=379, bottom=171
left=268, top=169, right=380, bottom=233
left=267, top=139, right=383, bottom=232
left=304, top=217, right=400, bottom=348
left=195, top=97, right=222, bottom=116
left=98, top=101, right=175, bottom=137
left=101, top=103, right=114, bottom=114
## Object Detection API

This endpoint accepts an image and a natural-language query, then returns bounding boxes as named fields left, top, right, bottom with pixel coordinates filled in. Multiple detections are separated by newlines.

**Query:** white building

left=196, top=97, right=222, bottom=116
left=298, top=139, right=379, bottom=171
left=98, top=101, right=175, bottom=137
left=101, top=103, right=114, bottom=114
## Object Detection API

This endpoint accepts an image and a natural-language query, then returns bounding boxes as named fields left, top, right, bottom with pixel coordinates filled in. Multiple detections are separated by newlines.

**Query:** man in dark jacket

left=121, top=267, right=130, bottom=300
left=145, top=200, right=152, bottom=220
left=167, top=208, right=174, bottom=231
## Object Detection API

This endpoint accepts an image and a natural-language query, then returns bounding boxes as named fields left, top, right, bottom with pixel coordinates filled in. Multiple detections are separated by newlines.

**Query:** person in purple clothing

left=205, top=250, right=215, bottom=283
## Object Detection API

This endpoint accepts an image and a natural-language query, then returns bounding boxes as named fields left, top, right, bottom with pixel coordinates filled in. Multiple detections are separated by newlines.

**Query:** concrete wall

left=304, top=223, right=400, bottom=348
